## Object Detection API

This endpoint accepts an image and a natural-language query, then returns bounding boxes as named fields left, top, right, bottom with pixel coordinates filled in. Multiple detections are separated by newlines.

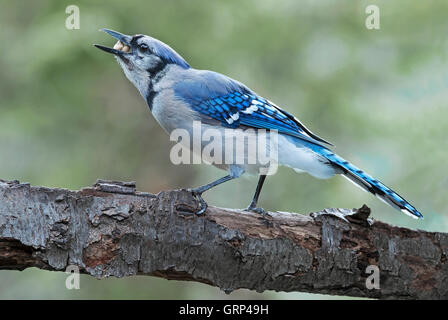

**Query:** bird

left=94, top=29, right=423, bottom=219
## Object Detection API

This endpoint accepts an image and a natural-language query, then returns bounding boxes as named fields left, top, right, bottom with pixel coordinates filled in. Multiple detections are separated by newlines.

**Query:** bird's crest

left=150, top=38, right=190, bottom=69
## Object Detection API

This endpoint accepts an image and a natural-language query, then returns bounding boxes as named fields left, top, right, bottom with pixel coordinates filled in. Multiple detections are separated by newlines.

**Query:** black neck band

left=147, top=60, right=167, bottom=78
left=146, top=64, right=170, bottom=111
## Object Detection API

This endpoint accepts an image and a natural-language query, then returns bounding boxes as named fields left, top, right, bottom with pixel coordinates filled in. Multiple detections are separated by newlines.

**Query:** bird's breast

left=150, top=88, right=200, bottom=135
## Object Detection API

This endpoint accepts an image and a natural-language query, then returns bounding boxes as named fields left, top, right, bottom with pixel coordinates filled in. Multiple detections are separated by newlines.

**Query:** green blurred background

left=0, top=0, right=447, bottom=299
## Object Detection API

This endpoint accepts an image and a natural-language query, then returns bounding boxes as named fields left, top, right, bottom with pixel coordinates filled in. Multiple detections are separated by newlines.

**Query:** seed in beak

left=113, top=41, right=124, bottom=50
left=122, top=45, right=131, bottom=53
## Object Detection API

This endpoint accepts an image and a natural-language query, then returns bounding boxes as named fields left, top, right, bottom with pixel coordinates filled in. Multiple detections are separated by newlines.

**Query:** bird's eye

left=138, top=43, right=149, bottom=54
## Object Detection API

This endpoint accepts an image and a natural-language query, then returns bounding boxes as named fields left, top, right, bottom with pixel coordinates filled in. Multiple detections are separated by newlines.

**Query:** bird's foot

left=187, top=188, right=208, bottom=215
left=245, top=205, right=273, bottom=228
left=245, top=204, right=267, bottom=216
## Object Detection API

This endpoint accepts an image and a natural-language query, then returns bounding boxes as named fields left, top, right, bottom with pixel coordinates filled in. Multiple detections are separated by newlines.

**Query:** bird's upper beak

left=94, top=29, right=133, bottom=56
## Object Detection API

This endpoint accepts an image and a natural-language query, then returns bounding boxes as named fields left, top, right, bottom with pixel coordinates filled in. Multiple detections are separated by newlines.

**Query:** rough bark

left=0, top=178, right=446, bottom=299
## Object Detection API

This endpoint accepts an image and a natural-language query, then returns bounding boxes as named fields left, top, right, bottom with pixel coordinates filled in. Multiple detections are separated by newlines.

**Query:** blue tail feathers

left=317, top=148, right=423, bottom=219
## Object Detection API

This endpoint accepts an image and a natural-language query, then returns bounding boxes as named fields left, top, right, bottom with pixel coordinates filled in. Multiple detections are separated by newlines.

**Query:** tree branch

left=0, top=178, right=446, bottom=299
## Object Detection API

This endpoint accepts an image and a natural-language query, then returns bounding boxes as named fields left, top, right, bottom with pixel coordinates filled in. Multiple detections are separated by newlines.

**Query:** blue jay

left=95, top=29, right=423, bottom=219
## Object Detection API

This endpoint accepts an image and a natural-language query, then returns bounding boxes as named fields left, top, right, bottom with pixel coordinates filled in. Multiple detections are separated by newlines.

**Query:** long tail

left=317, top=148, right=423, bottom=219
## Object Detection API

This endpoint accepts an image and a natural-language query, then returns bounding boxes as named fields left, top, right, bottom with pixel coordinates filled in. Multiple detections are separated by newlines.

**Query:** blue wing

left=192, top=91, right=333, bottom=147
left=174, top=70, right=332, bottom=147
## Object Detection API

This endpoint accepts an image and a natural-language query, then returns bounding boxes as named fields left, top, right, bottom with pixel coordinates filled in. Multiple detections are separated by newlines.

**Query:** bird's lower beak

left=94, top=28, right=133, bottom=56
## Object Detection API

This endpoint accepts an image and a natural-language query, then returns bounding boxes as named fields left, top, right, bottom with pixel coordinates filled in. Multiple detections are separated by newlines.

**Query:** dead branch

left=0, top=178, right=446, bottom=299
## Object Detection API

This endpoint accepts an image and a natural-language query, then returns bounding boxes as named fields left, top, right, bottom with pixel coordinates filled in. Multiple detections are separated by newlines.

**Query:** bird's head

left=94, top=29, right=190, bottom=97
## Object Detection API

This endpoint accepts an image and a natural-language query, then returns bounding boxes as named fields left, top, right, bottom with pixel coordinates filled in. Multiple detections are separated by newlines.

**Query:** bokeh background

left=0, top=0, right=447, bottom=299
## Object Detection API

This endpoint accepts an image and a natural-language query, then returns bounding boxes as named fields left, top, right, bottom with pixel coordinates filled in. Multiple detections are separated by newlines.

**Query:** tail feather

left=318, top=148, right=423, bottom=219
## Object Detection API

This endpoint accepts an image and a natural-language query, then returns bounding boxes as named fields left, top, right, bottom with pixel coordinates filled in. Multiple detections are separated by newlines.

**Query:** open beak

left=94, top=28, right=133, bottom=56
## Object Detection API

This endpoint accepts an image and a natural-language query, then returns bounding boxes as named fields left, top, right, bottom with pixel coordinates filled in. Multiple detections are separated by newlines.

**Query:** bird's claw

left=187, top=189, right=208, bottom=215
left=246, top=205, right=266, bottom=216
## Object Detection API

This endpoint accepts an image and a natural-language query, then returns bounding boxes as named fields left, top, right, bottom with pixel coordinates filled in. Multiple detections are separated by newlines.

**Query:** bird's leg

left=188, top=175, right=235, bottom=215
left=246, top=175, right=267, bottom=215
